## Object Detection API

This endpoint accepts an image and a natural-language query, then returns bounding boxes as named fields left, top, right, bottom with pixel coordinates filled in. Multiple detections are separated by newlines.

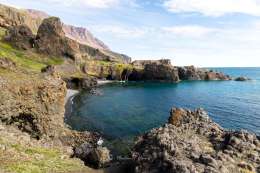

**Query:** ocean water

left=67, top=68, right=260, bottom=144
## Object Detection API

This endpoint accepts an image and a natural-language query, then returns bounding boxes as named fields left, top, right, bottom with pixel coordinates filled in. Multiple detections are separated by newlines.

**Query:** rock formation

left=0, top=3, right=133, bottom=64
left=35, top=17, right=81, bottom=61
left=235, top=76, right=251, bottom=81
left=128, top=60, right=231, bottom=82
left=129, top=59, right=179, bottom=81
left=63, top=76, right=98, bottom=90
left=74, top=143, right=111, bottom=168
left=178, top=66, right=231, bottom=81
left=132, top=108, right=260, bottom=173
left=4, top=24, right=35, bottom=50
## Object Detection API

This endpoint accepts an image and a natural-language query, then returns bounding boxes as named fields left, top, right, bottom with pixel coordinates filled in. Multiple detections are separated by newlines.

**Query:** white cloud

left=89, top=25, right=150, bottom=38
left=162, top=25, right=219, bottom=38
left=164, top=0, right=260, bottom=16
left=46, top=0, right=119, bottom=8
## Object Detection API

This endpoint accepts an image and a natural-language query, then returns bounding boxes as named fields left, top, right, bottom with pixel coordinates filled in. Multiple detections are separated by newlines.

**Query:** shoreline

left=64, top=89, right=79, bottom=118
left=97, top=80, right=115, bottom=86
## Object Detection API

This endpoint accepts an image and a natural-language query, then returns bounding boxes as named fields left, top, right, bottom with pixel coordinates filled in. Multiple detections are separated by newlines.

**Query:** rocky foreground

left=132, top=108, right=260, bottom=173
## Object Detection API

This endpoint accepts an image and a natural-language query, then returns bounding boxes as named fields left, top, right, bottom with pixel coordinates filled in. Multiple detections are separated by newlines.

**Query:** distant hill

left=26, top=9, right=110, bottom=51
left=0, top=3, right=131, bottom=63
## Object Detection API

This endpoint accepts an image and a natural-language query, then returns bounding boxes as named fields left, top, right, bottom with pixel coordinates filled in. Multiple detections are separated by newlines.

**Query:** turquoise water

left=67, top=68, right=260, bottom=142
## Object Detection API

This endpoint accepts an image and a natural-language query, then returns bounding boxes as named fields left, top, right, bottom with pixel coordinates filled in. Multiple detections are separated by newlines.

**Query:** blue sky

left=1, top=0, right=260, bottom=67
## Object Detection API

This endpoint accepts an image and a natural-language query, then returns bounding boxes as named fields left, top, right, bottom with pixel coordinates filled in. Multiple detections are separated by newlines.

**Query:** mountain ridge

left=0, top=4, right=110, bottom=51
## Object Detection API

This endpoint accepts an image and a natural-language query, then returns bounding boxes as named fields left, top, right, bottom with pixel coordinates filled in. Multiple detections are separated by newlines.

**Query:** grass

left=0, top=27, right=64, bottom=73
left=0, top=137, right=85, bottom=173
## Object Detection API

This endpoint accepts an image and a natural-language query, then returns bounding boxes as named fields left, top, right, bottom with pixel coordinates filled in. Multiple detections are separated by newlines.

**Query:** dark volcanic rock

left=132, top=108, right=260, bottom=173
left=129, top=59, right=179, bottom=82
left=63, top=76, right=97, bottom=90
left=235, top=76, right=251, bottom=81
left=34, top=17, right=127, bottom=63
left=177, top=66, right=231, bottom=81
left=143, top=62, right=179, bottom=81
left=35, top=17, right=81, bottom=62
left=130, top=60, right=231, bottom=82
left=5, top=24, right=35, bottom=50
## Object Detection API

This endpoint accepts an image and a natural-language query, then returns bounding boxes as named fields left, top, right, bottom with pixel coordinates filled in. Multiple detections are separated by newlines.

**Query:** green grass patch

left=2, top=143, right=84, bottom=173
left=0, top=27, right=64, bottom=73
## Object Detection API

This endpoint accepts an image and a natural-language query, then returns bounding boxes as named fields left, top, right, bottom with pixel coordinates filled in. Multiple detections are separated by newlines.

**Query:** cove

left=66, top=68, right=260, bottom=153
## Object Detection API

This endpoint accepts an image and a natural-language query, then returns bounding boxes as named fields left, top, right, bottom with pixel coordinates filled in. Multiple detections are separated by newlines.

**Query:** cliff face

left=132, top=108, right=260, bottom=173
left=0, top=4, right=41, bottom=33
left=0, top=72, right=67, bottom=139
left=62, top=24, right=109, bottom=51
left=128, top=60, right=231, bottom=82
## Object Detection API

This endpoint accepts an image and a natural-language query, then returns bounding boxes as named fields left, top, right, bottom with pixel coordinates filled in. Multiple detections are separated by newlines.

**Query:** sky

left=1, top=0, right=260, bottom=67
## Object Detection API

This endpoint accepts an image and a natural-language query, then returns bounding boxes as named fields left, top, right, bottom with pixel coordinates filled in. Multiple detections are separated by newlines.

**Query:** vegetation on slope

left=0, top=123, right=88, bottom=173
left=0, top=27, right=64, bottom=73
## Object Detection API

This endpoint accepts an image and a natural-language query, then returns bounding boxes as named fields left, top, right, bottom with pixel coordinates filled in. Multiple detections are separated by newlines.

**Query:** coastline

left=97, top=80, right=115, bottom=86
left=64, top=89, right=79, bottom=118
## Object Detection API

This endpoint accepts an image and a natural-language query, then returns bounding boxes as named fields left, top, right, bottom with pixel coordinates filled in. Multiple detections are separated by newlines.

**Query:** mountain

left=0, top=4, right=42, bottom=33
left=0, top=3, right=132, bottom=63
left=0, top=4, right=110, bottom=51
left=26, top=9, right=110, bottom=50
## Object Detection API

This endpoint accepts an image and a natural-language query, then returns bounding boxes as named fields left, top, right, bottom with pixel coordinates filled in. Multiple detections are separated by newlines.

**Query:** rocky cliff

left=128, top=59, right=231, bottom=82
left=132, top=108, right=260, bottom=173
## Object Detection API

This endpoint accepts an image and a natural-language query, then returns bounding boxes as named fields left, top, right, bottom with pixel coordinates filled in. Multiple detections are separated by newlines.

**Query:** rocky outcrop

left=143, top=62, right=179, bottom=81
left=74, top=143, right=111, bottom=168
left=129, top=60, right=231, bottom=82
left=129, top=59, right=179, bottom=82
left=235, top=76, right=251, bottom=81
left=131, top=59, right=171, bottom=68
left=35, top=17, right=81, bottom=62
left=178, top=66, right=231, bottom=81
left=4, top=24, right=35, bottom=50
left=0, top=4, right=41, bottom=33
left=132, top=108, right=260, bottom=173
left=63, top=76, right=98, bottom=90
left=0, top=72, right=67, bottom=139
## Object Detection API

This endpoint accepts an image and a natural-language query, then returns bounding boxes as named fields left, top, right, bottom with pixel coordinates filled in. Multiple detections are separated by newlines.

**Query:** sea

left=66, top=67, right=260, bottom=154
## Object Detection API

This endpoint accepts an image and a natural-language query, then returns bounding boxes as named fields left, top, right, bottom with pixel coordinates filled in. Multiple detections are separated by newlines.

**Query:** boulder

left=4, top=24, right=35, bottom=50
